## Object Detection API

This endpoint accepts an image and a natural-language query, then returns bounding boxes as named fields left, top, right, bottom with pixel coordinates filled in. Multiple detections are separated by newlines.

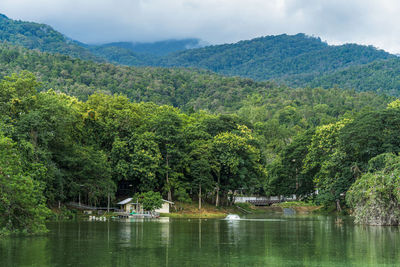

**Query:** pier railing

left=67, top=202, right=122, bottom=212
left=234, top=196, right=297, bottom=206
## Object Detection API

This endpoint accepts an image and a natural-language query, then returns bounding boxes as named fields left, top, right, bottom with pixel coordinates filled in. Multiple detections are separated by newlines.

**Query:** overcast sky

left=1, top=0, right=399, bottom=53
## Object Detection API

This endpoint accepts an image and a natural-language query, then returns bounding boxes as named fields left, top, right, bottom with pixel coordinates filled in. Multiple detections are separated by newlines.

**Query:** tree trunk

left=336, top=199, right=342, bottom=212
left=166, top=153, right=172, bottom=201
left=107, top=192, right=110, bottom=213
left=215, top=173, right=220, bottom=207
left=198, top=183, right=202, bottom=210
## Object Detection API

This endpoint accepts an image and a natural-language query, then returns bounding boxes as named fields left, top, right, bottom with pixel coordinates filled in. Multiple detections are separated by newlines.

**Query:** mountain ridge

left=1, top=13, right=400, bottom=95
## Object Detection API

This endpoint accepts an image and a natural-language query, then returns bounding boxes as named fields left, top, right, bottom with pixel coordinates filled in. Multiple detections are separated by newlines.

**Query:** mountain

left=302, top=58, right=400, bottom=95
left=88, top=39, right=205, bottom=66
left=0, top=14, right=204, bottom=66
left=158, top=34, right=396, bottom=81
left=0, top=14, right=400, bottom=95
left=0, top=14, right=99, bottom=61
left=0, top=43, right=392, bottom=114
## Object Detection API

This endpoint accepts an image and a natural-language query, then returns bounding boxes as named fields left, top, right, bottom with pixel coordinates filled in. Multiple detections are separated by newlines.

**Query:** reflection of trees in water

left=225, top=220, right=241, bottom=245
left=351, top=225, right=400, bottom=264
left=3, top=219, right=400, bottom=266
left=0, top=234, right=50, bottom=266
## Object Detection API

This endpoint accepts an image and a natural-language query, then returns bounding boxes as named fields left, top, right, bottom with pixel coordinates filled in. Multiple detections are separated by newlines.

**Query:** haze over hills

left=97, top=39, right=205, bottom=56
left=0, top=14, right=203, bottom=63
left=0, top=14, right=98, bottom=61
left=88, top=39, right=205, bottom=66
left=1, top=13, right=400, bottom=95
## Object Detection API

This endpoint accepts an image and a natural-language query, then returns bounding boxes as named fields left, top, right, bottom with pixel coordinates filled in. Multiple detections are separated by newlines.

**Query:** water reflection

left=1, top=215, right=400, bottom=266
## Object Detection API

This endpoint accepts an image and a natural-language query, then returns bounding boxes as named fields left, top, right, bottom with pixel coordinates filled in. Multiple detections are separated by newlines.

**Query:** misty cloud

left=0, top=0, right=399, bottom=53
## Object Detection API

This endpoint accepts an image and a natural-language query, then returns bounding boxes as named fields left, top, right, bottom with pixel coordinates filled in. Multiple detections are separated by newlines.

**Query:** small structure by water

left=117, top=198, right=174, bottom=214
left=225, top=214, right=241, bottom=220
left=116, top=198, right=174, bottom=219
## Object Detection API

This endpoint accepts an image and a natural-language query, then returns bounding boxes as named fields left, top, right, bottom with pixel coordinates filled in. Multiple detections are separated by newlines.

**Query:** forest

left=1, top=68, right=399, bottom=234
left=2, top=14, right=400, bottom=236
left=2, top=13, right=400, bottom=97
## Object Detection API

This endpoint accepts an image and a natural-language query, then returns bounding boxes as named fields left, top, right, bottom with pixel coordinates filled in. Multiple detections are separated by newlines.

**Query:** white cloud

left=0, top=0, right=399, bottom=53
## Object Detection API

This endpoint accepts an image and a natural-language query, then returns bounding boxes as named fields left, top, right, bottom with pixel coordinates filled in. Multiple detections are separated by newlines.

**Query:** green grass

left=273, top=201, right=318, bottom=208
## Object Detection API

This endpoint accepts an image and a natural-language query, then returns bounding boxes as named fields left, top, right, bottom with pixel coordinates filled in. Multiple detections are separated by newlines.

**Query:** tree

left=148, top=106, right=186, bottom=201
left=303, top=119, right=352, bottom=209
left=62, top=145, right=115, bottom=206
left=0, top=132, right=49, bottom=235
left=188, top=140, right=214, bottom=210
left=211, top=126, right=266, bottom=206
left=14, top=90, right=82, bottom=204
left=110, top=132, right=162, bottom=192
left=267, top=129, right=314, bottom=198
left=136, top=191, right=163, bottom=211
left=346, top=153, right=400, bottom=225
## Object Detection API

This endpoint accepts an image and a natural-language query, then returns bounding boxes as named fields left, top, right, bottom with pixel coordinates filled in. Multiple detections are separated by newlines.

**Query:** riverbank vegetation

left=1, top=66, right=400, bottom=233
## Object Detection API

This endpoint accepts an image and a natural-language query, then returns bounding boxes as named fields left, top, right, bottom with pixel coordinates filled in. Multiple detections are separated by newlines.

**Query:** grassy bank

left=162, top=202, right=243, bottom=218
left=272, top=201, right=323, bottom=213
left=55, top=201, right=324, bottom=221
left=161, top=201, right=323, bottom=218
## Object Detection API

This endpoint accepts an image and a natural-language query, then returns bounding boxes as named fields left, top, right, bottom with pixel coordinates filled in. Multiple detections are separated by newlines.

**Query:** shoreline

left=159, top=201, right=323, bottom=218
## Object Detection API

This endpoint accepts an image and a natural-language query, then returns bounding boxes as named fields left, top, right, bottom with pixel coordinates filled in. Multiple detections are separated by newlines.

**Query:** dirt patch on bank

left=292, top=206, right=323, bottom=213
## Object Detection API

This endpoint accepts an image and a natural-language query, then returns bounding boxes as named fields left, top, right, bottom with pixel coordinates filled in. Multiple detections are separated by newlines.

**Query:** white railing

left=234, top=195, right=297, bottom=203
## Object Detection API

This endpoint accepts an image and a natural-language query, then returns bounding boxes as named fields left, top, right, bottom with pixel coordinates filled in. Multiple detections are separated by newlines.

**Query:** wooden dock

left=115, top=211, right=160, bottom=219
left=67, top=202, right=122, bottom=212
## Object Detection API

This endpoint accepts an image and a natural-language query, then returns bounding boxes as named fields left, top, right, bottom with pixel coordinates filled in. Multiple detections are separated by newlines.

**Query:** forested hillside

left=0, top=43, right=392, bottom=115
left=2, top=14, right=399, bottom=96
left=158, top=34, right=395, bottom=81
left=0, top=71, right=395, bottom=234
left=2, top=14, right=400, bottom=234
left=0, top=14, right=98, bottom=61
left=300, top=58, right=400, bottom=95
left=88, top=39, right=204, bottom=66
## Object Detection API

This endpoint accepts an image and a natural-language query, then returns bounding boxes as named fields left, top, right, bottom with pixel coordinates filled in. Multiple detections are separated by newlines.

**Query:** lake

left=1, top=213, right=400, bottom=266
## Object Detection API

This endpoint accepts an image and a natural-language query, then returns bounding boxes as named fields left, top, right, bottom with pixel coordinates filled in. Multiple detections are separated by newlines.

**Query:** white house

left=155, top=200, right=174, bottom=213
left=117, top=198, right=174, bottom=214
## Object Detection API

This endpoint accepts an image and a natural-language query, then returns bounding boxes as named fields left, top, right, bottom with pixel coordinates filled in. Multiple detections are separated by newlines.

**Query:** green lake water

left=1, top=213, right=400, bottom=267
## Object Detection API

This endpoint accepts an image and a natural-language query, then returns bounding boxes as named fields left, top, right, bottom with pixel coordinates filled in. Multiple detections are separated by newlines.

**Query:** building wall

left=155, top=203, right=170, bottom=213
left=124, top=203, right=140, bottom=213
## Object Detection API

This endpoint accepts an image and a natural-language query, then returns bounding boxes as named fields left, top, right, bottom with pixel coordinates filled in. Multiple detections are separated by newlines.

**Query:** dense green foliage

left=0, top=43, right=392, bottom=115
left=89, top=45, right=152, bottom=66
left=1, top=14, right=400, bottom=96
left=159, top=34, right=394, bottom=81
left=266, top=101, right=400, bottom=223
left=0, top=133, right=50, bottom=235
left=0, top=14, right=201, bottom=66
left=1, top=67, right=395, bottom=232
left=0, top=73, right=265, bottom=232
left=1, top=69, right=397, bottom=231
left=136, top=191, right=163, bottom=211
left=301, top=58, right=400, bottom=96
left=347, top=153, right=400, bottom=225
left=0, top=73, right=51, bottom=235
left=3, top=14, right=400, bottom=226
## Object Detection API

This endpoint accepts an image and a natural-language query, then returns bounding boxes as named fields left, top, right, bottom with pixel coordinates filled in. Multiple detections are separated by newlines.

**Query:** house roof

left=117, top=198, right=133, bottom=205
left=117, top=198, right=174, bottom=205
left=162, top=199, right=174, bottom=204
